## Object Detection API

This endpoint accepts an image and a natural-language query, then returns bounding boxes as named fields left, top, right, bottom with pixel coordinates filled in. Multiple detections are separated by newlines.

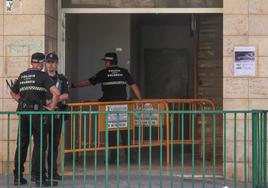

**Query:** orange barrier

left=63, top=99, right=215, bottom=165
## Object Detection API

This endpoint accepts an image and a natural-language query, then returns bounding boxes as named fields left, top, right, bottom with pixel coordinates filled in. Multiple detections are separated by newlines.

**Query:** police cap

left=31, top=52, right=45, bottom=63
left=46, top=53, right=59, bottom=62
left=101, top=52, right=118, bottom=65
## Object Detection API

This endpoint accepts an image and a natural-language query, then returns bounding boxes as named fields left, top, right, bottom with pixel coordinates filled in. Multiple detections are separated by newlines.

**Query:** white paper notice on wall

left=6, top=0, right=14, bottom=13
left=234, top=47, right=256, bottom=77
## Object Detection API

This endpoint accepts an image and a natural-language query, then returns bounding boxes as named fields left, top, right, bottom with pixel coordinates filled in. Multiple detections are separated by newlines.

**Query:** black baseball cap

left=46, top=53, right=59, bottom=62
left=101, top=52, right=118, bottom=64
left=31, top=52, right=45, bottom=63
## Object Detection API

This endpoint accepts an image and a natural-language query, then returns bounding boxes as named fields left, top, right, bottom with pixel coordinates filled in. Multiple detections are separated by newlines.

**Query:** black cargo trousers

left=46, top=114, right=62, bottom=176
left=14, top=107, right=47, bottom=180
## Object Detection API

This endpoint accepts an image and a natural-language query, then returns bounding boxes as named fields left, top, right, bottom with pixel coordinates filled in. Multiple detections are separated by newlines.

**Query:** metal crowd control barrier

left=65, top=99, right=169, bottom=163
left=66, top=99, right=215, bottom=165
left=0, top=109, right=266, bottom=187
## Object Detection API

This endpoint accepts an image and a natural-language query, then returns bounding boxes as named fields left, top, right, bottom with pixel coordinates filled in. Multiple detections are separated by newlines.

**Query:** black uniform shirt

left=46, top=73, right=69, bottom=106
left=11, top=68, right=54, bottom=105
left=89, top=66, right=135, bottom=101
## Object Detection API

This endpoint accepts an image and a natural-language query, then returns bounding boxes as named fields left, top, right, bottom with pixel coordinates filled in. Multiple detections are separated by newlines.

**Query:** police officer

left=10, top=52, right=60, bottom=186
left=45, top=52, right=69, bottom=180
left=71, top=52, right=142, bottom=163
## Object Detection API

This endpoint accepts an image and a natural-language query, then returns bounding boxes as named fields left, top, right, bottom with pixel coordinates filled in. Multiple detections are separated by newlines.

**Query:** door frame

left=57, top=0, right=223, bottom=73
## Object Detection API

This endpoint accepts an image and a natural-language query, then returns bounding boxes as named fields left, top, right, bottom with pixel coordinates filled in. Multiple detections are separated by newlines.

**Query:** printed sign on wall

left=234, top=47, right=256, bottom=77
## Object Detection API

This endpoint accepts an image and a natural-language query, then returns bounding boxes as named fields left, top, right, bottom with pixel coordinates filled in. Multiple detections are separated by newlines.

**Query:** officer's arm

left=131, top=84, right=142, bottom=100
left=59, top=77, right=69, bottom=102
left=59, top=93, right=69, bottom=102
left=71, top=80, right=91, bottom=88
left=10, top=91, right=20, bottom=102
left=47, top=86, right=60, bottom=111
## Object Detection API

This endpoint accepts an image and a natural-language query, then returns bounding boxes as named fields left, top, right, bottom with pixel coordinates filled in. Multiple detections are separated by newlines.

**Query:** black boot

left=48, top=172, right=62, bottom=180
left=14, top=176, right=27, bottom=186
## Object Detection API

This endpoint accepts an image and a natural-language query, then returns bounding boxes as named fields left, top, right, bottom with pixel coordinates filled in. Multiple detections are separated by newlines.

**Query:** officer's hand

left=46, top=99, right=52, bottom=105
left=43, top=105, right=53, bottom=111
left=43, top=105, right=57, bottom=111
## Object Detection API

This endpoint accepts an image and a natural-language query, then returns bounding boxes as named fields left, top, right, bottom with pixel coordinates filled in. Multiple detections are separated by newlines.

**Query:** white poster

left=134, top=103, right=159, bottom=127
left=234, top=47, right=256, bottom=77
left=105, top=104, right=128, bottom=129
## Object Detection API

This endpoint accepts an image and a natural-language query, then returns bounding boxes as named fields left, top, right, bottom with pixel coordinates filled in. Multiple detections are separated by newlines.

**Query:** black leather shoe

left=48, top=173, right=62, bottom=180
left=35, top=180, right=58, bottom=187
left=14, top=177, right=27, bottom=185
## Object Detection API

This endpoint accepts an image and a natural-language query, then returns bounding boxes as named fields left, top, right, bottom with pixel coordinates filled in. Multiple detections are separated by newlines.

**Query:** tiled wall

left=224, top=0, right=268, bottom=181
left=0, top=0, right=57, bottom=175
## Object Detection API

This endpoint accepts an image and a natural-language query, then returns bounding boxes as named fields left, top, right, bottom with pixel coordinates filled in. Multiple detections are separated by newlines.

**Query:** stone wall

left=223, top=0, right=268, bottom=181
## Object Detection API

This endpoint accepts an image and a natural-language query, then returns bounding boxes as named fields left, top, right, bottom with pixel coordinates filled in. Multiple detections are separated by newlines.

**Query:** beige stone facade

left=223, top=0, right=268, bottom=181
left=0, top=0, right=267, bottom=183
left=0, top=0, right=58, bottom=175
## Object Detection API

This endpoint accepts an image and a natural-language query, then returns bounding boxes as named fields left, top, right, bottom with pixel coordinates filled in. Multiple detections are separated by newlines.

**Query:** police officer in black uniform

left=71, top=52, right=142, bottom=163
left=45, top=52, right=69, bottom=180
left=10, top=52, right=60, bottom=187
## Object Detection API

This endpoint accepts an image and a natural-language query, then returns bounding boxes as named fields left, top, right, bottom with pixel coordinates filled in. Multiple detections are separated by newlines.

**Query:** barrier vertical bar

left=138, top=111, right=141, bottom=188
left=202, top=113, right=206, bottom=188
left=213, top=113, right=216, bottom=188
left=160, top=113, right=163, bottom=188
left=257, top=112, right=261, bottom=184
left=105, top=111, right=109, bottom=188
left=191, top=113, right=195, bottom=188
left=61, top=114, right=65, bottom=187
left=83, top=114, right=87, bottom=188
left=116, top=113, right=120, bottom=188
left=224, top=112, right=227, bottom=186
left=51, top=114, right=54, bottom=186
left=72, top=114, right=76, bottom=187
left=7, top=113, right=11, bottom=188
left=18, top=114, right=21, bottom=187
left=244, top=112, right=247, bottom=188
left=149, top=112, right=152, bottom=188
left=252, top=111, right=257, bottom=188
left=39, top=114, right=43, bottom=186
left=263, top=111, right=267, bottom=187
left=29, top=114, right=33, bottom=187
left=127, top=113, right=131, bottom=188
left=94, top=114, right=97, bottom=188
left=181, top=113, right=184, bottom=188
left=170, top=113, right=174, bottom=188
left=258, top=112, right=264, bottom=185
left=234, top=113, right=237, bottom=188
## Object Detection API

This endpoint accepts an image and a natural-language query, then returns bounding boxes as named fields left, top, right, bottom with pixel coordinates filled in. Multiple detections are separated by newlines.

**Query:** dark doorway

left=144, top=48, right=189, bottom=98
left=130, top=14, right=194, bottom=99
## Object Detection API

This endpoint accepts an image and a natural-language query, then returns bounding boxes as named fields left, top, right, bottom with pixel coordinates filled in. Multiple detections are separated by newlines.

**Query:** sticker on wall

left=6, top=0, right=14, bottom=13
left=234, top=47, right=256, bottom=77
